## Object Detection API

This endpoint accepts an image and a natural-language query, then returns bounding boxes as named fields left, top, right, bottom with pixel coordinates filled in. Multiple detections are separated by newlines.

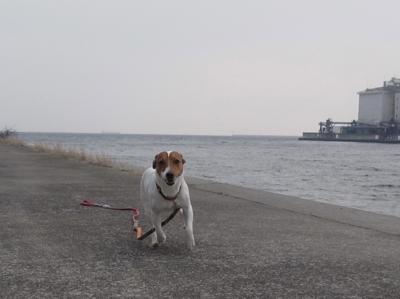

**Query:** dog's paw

left=149, top=233, right=159, bottom=248
left=187, top=238, right=195, bottom=250
left=150, top=242, right=159, bottom=249
left=157, top=233, right=167, bottom=244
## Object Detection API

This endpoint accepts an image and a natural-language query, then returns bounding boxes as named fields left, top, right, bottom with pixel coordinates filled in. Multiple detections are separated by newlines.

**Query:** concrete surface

left=1, top=143, right=400, bottom=298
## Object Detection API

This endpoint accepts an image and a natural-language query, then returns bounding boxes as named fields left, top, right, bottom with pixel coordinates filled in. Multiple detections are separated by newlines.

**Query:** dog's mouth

left=166, top=180, right=175, bottom=186
left=165, top=172, right=175, bottom=186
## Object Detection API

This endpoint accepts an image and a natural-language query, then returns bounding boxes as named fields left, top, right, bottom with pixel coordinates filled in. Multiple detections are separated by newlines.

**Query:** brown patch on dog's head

left=168, top=151, right=185, bottom=177
left=153, top=151, right=169, bottom=174
left=152, top=151, right=186, bottom=179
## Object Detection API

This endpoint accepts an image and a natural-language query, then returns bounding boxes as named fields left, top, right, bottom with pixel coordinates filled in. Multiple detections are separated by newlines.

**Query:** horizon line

left=17, top=130, right=299, bottom=138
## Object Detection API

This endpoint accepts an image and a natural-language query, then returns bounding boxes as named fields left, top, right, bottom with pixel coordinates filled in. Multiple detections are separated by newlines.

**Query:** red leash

left=80, top=199, right=143, bottom=239
left=80, top=200, right=180, bottom=241
left=80, top=199, right=140, bottom=213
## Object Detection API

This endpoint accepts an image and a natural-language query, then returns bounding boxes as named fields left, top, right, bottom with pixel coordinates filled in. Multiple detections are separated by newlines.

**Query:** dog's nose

left=166, top=172, right=174, bottom=180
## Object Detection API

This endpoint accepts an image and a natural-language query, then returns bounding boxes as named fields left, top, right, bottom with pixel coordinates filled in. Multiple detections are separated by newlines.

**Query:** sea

left=19, top=132, right=400, bottom=218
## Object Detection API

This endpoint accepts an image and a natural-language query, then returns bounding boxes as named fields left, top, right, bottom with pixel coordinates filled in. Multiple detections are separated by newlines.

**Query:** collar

left=156, top=183, right=181, bottom=201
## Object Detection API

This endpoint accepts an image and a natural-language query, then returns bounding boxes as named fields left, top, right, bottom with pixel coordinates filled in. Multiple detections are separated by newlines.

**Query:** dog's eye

left=173, top=159, right=180, bottom=164
left=159, top=160, right=166, bottom=166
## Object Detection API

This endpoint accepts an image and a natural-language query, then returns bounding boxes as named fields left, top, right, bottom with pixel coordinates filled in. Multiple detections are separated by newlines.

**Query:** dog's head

left=153, top=151, right=186, bottom=186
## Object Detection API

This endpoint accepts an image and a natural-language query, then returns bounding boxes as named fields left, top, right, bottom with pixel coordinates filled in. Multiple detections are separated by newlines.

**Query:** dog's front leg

left=151, top=212, right=166, bottom=245
left=182, top=204, right=195, bottom=250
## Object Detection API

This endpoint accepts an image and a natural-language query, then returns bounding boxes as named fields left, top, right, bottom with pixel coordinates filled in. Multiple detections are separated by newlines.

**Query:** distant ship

left=300, top=78, right=400, bottom=143
left=100, top=131, right=121, bottom=135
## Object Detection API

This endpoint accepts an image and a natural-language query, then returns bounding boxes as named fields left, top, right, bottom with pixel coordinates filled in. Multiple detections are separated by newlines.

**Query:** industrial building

left=300, top=78, right=400, bottom=143
left=358, top=78, right=400, bottom=124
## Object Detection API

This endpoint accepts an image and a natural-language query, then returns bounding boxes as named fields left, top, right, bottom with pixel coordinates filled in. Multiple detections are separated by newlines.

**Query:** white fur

left=140, top=162, right=195, bottom=250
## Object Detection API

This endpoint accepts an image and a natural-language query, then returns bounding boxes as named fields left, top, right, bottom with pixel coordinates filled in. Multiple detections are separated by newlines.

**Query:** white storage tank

left=358, top=89, right=394, bottom=124
left=395, top=93, right=400, bottom=122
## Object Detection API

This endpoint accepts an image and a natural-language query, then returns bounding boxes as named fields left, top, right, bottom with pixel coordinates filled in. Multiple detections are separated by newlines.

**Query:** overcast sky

left=1, top=0, right=400, bottom=135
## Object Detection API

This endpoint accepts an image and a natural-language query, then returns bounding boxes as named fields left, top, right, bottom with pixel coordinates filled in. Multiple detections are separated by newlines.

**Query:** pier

left=300, top=78, right=400, bottom=143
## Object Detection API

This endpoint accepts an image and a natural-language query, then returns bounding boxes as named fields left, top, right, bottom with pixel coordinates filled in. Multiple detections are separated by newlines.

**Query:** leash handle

left=80, top=199, right=97, bottom=207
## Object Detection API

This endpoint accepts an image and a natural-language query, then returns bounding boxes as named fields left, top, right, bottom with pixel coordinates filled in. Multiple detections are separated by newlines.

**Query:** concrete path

left=1, top=143, right=400, bottom=298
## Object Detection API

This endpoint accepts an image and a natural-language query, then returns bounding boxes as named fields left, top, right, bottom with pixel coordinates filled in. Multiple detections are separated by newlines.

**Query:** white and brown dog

left=140, top=151, right=195, bottom=249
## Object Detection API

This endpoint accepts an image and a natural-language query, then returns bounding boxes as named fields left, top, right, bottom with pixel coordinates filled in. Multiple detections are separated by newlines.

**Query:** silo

left=381, top=92, right=395, bottom=122
left=395, top=93, right=400, bottom=122
left=358, top=90, right=394, bottom=124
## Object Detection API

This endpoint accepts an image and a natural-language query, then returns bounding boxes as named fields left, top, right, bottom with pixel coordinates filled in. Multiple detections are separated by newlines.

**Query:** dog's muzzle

left=165, top=172, right=175, bottom=185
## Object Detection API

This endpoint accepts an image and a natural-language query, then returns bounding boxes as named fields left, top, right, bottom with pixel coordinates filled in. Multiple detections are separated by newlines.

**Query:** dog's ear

left=178, top=153, right=186, bottom=165
left=152, top=154, right=158, bottom=169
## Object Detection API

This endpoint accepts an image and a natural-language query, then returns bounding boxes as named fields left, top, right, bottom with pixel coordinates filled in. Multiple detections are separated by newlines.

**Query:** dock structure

left=300, top=78, right=400, bottom=143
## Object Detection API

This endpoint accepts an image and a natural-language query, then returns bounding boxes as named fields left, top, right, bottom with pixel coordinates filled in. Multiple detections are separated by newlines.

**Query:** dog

left=140, top=151, right=195, bottom=249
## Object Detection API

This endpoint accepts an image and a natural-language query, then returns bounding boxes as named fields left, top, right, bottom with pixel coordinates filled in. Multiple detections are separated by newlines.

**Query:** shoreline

left=187, top=177, right=400, bottom=236
left=5, top=137, right=400, bottom=232
left=16, top=132, right=400, bottom=219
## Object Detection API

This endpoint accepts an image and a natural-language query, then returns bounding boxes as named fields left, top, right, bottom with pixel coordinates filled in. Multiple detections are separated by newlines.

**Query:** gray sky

left=1, top=0, right=400, bottom=135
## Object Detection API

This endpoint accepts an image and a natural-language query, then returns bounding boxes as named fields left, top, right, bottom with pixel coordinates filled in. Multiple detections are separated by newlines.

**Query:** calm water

left=19, top=133, right=400, bottom=217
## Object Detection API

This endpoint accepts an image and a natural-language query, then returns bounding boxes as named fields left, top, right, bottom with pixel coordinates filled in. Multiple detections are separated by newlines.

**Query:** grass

left=0, top=128, right=143, bottom=173
left=1, top=137, right=142, bottom=174
left=30, top=142, right=114, bottom=168
left=0, top=136, right=26, bottom=146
